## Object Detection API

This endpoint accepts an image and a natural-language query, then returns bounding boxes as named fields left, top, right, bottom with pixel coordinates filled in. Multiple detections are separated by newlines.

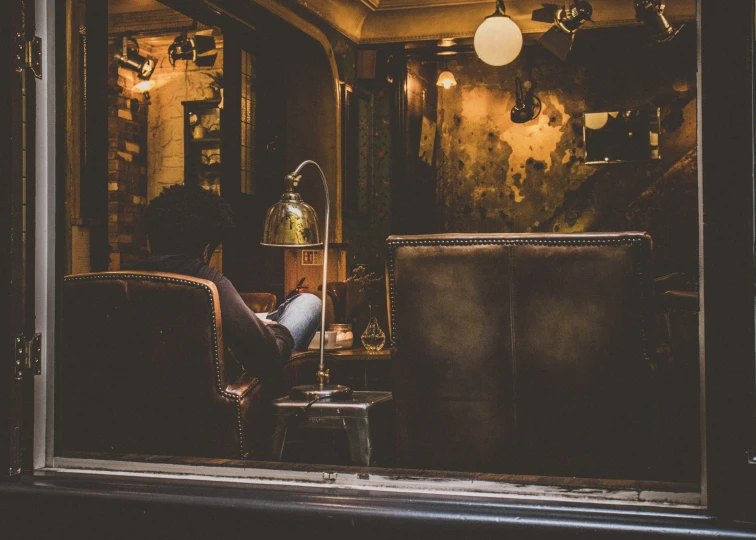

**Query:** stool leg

left=345, top=417, right=372, bottom=466
left=270, top=417, right=288, bottom=461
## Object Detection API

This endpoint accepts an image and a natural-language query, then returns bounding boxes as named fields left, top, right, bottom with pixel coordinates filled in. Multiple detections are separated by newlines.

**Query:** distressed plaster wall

left=343, top=84, right=394, bottom=270
left=436, top=26, right=697, bottom=279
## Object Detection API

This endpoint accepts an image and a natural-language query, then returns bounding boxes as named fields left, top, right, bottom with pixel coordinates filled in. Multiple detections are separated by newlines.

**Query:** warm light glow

left=436, top=70, right=457, bottom=89
left=133, top=80, right=155, bottom=92
left=584, top=112, right=609, bottom=130
left=474, top=15, right=523, bottom=66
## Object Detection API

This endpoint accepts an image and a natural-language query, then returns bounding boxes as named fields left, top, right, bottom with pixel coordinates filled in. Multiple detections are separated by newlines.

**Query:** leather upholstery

left=386, top=232, right=656, bottom=479
left=59, top=272, right=303, bottom=460
left=239, top=292, right=277, bottom=314
left=658, top=289, right=700, bottom=480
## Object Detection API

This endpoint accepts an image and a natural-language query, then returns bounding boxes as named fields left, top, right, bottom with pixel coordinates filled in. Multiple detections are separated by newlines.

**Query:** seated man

left=126, top=184, right=321, bottom=379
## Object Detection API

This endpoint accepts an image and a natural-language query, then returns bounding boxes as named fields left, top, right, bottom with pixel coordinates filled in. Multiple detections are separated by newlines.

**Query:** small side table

left=270, top=391, right=393, bottom=466
left=330, top=348, right=392, bottom=391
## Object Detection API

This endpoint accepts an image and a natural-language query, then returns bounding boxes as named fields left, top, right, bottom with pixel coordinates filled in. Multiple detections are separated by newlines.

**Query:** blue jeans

left=265, top=293, right=322, bottom=352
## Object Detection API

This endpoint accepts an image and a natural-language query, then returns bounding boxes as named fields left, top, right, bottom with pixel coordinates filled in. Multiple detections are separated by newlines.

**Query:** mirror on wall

left=583, top=108, right=661, bottom=164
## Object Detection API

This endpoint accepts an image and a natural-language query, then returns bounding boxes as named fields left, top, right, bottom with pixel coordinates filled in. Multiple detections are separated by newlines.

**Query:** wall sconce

left=436, top=65, right=457, bottom=89
left=474, top=0, right=523, bottom=66
left=510, top=78, right=541, bottom=123
left=584, top=111, right=609, bottom=130
left=168, top=30, right=218, bottom=68
left=115, top=36, right=156, bottom=80
left=634, top=0, right=682, bottom=43
left=531, top=1, right=593, bottom=61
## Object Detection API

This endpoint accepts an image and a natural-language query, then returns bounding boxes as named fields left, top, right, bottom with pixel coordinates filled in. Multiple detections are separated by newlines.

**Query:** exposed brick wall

left=107, top=39, right=149, bottom=270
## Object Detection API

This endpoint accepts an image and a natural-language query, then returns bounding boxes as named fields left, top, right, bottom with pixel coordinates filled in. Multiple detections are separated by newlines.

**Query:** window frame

left=11, top=0, right=756, bottom=533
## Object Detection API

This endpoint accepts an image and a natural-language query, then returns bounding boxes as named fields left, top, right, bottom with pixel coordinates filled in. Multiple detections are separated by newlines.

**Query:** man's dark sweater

left=126, top=255, right=294, bottom=379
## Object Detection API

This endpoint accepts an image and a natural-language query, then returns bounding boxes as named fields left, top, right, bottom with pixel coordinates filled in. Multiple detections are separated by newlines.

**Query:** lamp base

left=289, top=384, right=353, bottom=401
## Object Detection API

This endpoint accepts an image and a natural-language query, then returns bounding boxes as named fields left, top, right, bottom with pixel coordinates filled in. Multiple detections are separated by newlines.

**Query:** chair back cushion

left=59, top=272, right=243, bottom=458
left=239, top=292, right=277, bottom=314
left=386, top=233, right=655, bottom=479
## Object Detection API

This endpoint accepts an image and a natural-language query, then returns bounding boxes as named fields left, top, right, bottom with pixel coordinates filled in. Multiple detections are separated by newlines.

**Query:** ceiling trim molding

left=289, top=0, right=696, bottom=44
left=292, top=0, right=371, bottom=43
left=374, top=0, right=491, bottom=11
left=359, top=0, right=381, bottom=10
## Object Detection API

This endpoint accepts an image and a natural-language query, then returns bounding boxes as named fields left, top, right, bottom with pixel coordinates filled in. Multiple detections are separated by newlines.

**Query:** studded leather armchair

left=58, top=271, right=310, bottom=460
left=386, top=232, right=658, bottom=480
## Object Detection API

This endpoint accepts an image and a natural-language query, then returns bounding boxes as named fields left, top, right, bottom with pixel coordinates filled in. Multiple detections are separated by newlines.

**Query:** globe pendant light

left=474, top=0, right=523, bottom=66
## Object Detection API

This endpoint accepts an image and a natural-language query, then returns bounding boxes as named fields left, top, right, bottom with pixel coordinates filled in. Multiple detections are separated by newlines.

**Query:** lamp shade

left=436, top=70, right=457, bottom=89
left=261, top=190, right=321, bottom=247
left=584, top=112, right=609, bottom=130
left=474, top=15, right=523, bottom=66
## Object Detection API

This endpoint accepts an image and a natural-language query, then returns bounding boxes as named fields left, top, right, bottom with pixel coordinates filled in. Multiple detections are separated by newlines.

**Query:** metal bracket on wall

left=15, top=33, right=42, bottom=79
left=14, top=333, right=41, bottom=378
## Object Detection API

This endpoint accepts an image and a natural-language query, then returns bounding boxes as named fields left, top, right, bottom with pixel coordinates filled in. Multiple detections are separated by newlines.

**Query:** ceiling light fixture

left=168, top=30, right=218, bottom=68
left=115, top=36, right=156, bottom=81
left=634, top=0, right=682, bottom=43
left=474, top=0, right=523, bottom=66
left=510, top=78, right=541, bottom=123
left=531, top=1, right=593, bottom=61
left=436, top=37, right=458, bottom=56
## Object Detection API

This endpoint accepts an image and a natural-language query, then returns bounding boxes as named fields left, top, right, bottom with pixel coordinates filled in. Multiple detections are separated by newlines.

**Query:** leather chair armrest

left=663, top=290, right=699, bottom=312
left=280, top=351, right=321, bottom=391
left=239, top=292, right=277, bottom=314
left=225, top=372, right=261, bottom=399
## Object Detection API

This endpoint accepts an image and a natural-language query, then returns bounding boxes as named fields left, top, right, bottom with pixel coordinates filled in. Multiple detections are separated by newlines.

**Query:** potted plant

left=346, top=265, right=387, bottom=351
left=204, top=71, right=224, bottom=107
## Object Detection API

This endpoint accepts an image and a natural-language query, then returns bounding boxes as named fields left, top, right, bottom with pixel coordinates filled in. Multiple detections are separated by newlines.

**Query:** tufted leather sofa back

left=386, top=232, right=656, bottom=479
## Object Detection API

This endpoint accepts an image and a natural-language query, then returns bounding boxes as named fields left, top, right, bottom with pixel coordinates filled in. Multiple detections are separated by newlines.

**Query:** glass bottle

left=361, top=305, right=386, bottom=352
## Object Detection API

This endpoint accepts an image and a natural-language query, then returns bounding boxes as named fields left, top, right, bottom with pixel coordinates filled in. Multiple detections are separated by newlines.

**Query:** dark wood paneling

left=702, top=0, right=756, bottom=521
left=83, top=0, right=109, bottom=270
left=2, top=0, right=37, bottom=477
left=0, top=0, right=18, bottom=481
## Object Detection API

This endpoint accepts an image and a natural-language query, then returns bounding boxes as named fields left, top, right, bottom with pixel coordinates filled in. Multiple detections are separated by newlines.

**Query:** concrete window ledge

left=2, top=473, right=756, bottom=539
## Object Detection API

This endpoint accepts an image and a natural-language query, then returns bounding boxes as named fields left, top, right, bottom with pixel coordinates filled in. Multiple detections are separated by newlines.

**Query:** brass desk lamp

left=261, top=160, right=352, bottom=401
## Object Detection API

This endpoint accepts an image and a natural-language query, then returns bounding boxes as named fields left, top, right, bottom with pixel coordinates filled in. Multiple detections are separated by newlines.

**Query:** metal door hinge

left=15, top=33, right=42, bottom=79
left=15, top=333, right=41, bottom=377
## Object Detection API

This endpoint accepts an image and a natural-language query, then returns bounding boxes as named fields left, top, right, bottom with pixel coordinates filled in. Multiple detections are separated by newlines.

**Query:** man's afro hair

left=145, top=184, right=234, bottom=256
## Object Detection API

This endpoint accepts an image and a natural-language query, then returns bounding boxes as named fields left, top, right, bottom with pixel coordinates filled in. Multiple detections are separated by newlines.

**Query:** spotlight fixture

left=133, top=80, right=155, bottom=106
left=115, top=36, right=156, bottom=81
left=436, top=63, right=457, bottom=89
left=532, top=1, right=593, bottom=61
left=634, top=0, right=682, bottom=43
left=510, top=78, right=541, bottom=123
left=474, top=0, right=523, bottom=66
left=168, top=30, right=218, bottom=68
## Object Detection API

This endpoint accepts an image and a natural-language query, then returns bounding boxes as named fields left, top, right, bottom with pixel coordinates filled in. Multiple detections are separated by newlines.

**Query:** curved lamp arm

left=287, top=160, right=330, bottom=385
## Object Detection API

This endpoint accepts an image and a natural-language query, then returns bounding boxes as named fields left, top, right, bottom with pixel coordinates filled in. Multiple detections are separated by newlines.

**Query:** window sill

left=50, top=453, right=702, bottom=510
left=2, top=469, right=749, bottom=539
